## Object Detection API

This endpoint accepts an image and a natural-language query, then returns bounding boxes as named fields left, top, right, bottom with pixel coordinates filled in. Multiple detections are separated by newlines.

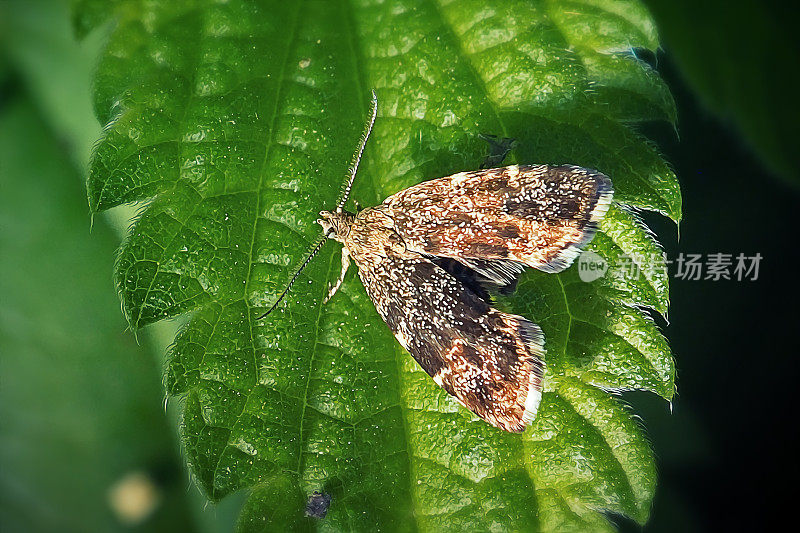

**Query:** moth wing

left=457, top=257, right=527, bottom=288
left=425, top=255, right=526, bottom=299
left=383, top=164, right=613, bottom=274
left=355, top=249, right=545, bottom=432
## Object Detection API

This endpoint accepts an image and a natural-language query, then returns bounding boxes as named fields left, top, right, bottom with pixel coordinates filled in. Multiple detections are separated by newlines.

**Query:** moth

left=262, top=92, right=613, bottom=432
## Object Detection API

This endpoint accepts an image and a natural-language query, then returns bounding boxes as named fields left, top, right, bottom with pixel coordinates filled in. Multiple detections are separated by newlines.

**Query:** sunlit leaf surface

left=79, top=0, right=679, bottom=530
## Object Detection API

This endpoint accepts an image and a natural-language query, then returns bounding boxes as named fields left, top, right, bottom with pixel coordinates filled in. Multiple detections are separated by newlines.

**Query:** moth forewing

left=382, top=164, right=613, bottom=275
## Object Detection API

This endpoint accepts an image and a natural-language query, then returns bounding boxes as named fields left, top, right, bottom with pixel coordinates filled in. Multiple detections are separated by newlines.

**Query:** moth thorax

left=317, top=210, right=355, bottom=242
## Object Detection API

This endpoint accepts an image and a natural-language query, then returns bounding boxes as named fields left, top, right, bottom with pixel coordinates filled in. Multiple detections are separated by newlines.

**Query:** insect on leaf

left=80, top=0, right=679, bottom=530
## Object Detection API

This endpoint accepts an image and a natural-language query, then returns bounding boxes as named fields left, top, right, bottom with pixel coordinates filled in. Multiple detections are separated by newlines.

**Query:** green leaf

left=80, top=0, right=679, bottom=530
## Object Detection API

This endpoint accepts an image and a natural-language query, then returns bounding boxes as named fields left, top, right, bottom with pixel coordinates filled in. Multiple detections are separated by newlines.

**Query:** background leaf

left=644, top=0, right=800, bottom=186
left=0, top=97, right=194, bottom=533
left=0, top=1, right=242, bottom=530
left=79, top=0, right=679, bottom=530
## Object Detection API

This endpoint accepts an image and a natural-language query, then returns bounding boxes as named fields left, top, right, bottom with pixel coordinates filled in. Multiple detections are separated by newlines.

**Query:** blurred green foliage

left=0, top=97, right=194, bottom=532
left=0, top=0, right=101, bottom=168
left=645, top=0, right=800, bottom=185
left=0, top=1, right=242, bottom=531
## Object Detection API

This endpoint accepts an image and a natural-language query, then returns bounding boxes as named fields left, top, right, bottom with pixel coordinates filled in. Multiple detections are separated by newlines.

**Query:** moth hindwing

left=316, top=163, right=613, bottom=432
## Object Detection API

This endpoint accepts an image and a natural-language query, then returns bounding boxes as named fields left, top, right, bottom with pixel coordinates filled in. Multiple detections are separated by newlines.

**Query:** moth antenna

left=336, top=89, right=377, bottom=213
left=257, top=233, right=329, bottom=319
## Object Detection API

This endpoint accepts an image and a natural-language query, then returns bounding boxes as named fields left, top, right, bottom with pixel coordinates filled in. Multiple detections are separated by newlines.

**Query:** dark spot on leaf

left=305, top=491, right=331, bottom=519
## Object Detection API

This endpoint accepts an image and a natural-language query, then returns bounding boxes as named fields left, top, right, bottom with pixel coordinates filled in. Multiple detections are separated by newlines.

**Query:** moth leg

left=478, top=133, right=518, bottom=169
left=324, top=248, right=350, bottom=303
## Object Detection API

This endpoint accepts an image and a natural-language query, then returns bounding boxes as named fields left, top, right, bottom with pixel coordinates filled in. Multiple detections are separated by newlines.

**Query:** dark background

left=2, top=0, right=798, bottom=531
left=620, top=55, right=799, bottom=531
left=624, top=1, right=800, bottom=529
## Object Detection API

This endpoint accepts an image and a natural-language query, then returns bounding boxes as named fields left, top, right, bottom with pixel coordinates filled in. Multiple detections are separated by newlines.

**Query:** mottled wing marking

left=425, top=256, right=494, bottom=303
left=382, top=164, right=614, bottom=274
left=352, top=244, right=545, bottom=432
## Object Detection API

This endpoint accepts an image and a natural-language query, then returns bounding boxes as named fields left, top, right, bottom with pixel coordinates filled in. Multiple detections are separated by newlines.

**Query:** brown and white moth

left=262, top=92, right=613, bottom=432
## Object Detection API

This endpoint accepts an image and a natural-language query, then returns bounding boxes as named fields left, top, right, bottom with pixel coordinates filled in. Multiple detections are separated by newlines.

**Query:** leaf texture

left=79, top=0, right=679, bottom=530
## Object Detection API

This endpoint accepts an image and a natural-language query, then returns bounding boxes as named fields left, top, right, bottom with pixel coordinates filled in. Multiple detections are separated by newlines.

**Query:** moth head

left=317, top=210, right=354, bottom=242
